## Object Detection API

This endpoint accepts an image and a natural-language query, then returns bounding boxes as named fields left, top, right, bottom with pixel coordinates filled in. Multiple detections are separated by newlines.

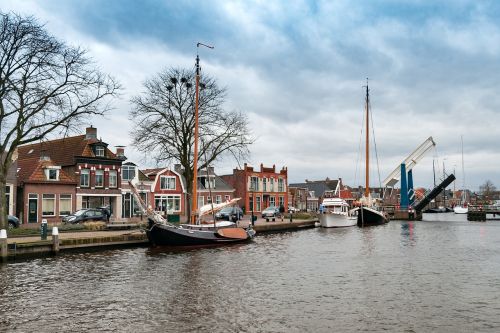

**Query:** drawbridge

left=413, top=174, right=456, bottom=212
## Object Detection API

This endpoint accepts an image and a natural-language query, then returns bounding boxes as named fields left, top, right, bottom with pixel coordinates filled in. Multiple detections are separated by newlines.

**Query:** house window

left=5, top=186, right=10, bottom=214
left=225, top=195, right=230, bottom=202
left=95, top=146, right=105, bottom=157
left=42, top=194, right=56, bottom=216
left=198, top=196, right=204, bottom=208
left=250, top=177, right=259, bottom=191
left=109, top=170, right=117, bottom=188
left=59, top=194, right=72, bottom=216
left=279, top=196, right=284, bottom=207
left=256, top=196, right=261, bottom=211
left=270, top=196, right=276, bottom=207
left=207, top=196, right=212, bottom=204
left=122, top=165, right=135, bottom=181
left=154, top=195, right=181, bottom=213
left=80, top=169, right=90, bottom=187
left=216, top=195, right=222, bottom=204
left=95, top=170, right=104, bottom=187
left=263, top=178, right=267, bottom=192
left=278, top=178, right=285, bottom=192
left=160, top=176, right=176, bottom=190
left=249, top=195, right=254, bottom=212
left=45, top=168, right=59, bottom=181
left=270, top=178, right=274, bottom=192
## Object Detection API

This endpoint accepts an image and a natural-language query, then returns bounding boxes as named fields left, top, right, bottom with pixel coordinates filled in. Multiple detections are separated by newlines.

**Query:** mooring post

left=52, top=227, right=59, bottom=254
left=0, top=229, right=7, bottom=262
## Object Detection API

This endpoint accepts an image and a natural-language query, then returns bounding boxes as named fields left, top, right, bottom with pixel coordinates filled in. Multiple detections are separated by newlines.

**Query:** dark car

left=8, top=215, right=20, bottom=229
left=215, top=206, right=244, bottom=222
left=62, top=208, right=108, bottom=224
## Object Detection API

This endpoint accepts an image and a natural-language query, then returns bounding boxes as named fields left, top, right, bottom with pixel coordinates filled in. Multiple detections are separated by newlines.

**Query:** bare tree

left=0, top=13, right=120, bottom=229
left=479, top=180, right=496, bottom=202
left=130, top=67, right=253, bottom=218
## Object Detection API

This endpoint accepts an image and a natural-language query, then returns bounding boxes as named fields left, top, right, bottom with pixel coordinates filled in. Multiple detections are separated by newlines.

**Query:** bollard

left=289, top=213, right=293, bottom=223
left=41, top=219, right=48, bottom=240
left=52, top=227, right=59, bottom=254
left=0, top=229, right=7, bottom=262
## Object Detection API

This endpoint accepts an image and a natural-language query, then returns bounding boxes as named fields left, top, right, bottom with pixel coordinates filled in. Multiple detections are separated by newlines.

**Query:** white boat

left=454, top=136, right=468, bottom=214
left=319, top=198, right=357, bottom=228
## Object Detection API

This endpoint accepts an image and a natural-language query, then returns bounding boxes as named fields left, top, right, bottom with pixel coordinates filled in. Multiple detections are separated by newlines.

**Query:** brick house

left=222, top=163, right=288, bottom=214
left=142, top=166, right=187, bottom=216
left=290, top=177, right=354, bottom=207
left=16, top=126, right=123, bottom=224
left=196, top=167, right=235, bottom=208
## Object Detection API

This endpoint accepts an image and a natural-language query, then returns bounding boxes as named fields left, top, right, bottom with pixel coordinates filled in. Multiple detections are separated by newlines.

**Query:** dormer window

left=44, top=167, right=60, bottom=181
left=122, top=165, right=136, bottom=181
left=96, top=146, right=105, bottom=157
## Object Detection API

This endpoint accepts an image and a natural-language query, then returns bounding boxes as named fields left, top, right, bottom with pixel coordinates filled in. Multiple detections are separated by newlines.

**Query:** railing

left=468, top=205, right=500, bottom=212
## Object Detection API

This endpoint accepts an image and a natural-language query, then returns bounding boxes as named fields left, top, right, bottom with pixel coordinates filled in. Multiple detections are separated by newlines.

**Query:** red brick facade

left=222, top=163, right=288, bottom=214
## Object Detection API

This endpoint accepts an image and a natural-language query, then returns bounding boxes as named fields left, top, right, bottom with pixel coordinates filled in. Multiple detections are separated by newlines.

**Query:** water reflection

left=401, top=221, right=416, bottom=246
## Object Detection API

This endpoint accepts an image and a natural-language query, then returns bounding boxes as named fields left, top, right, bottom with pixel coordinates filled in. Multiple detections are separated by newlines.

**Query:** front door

left=28, top=195, right=38, bottom=223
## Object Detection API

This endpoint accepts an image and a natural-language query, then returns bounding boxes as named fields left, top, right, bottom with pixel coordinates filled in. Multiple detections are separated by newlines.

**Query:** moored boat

left=319, top=198, right=357, bottom=228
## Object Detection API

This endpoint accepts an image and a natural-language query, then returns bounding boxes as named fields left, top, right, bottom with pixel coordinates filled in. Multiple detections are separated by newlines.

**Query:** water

left=1, top=214, right=500, bottom=332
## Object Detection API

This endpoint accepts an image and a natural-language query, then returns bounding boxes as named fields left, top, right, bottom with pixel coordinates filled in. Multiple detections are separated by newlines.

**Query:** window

left=256, top=196, right=261, bottom=211
left=263, top=178, right=267, bottom=191
left=80, top=169, right=90, bottom=187
left=270, top=178, right=275, bottom=192
left=198, top=196, right=204, bottom=208
left=216, top=195, right=222, bottom=204
left=279, top=196, right=284, bottom=207
left=95, top=146, right=105, bottom=157
left=207, top=196, right=212, bottom=204
left=95, top=170, right=104, bottom=187
left=154, top=195, right=181, bottom=213
left=5, top=186, right=10, bottom=213
left=250, top=177, right=259, bottom=191
left=59, top=194, right=72, bottom=216
left=122, top=165, right=135, bottom=181
left=109, top=170, right=117, bottom=188
left=45, top=168, right=59, bottom=181
left=42, top=194, right=56, bottom=216
left=225, top=195, right=230, bottom=202
left=160, top=176, right=176, bottom=190
left=270, top=196, right=276, bottom=207
left=278, top=178, right=285, bottom=192
left=249, top=195, right=254, bottom=212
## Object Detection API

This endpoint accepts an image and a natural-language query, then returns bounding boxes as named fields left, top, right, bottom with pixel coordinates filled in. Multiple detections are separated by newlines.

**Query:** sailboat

left=454, top=136, right=468, bottom=214
left=355, top=81, right=389, bottom=227
left=144, top=43, right=255, bottom=246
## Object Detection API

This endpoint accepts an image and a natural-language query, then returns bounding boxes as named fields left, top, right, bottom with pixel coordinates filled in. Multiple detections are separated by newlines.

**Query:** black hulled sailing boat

left=144, top=43, right=255, bottom=246
left=356, top=80, right=389, bottom=227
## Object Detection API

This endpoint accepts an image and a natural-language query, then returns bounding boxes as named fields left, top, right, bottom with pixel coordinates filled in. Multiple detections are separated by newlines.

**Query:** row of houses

left=3, top=126, right=290, bottom=224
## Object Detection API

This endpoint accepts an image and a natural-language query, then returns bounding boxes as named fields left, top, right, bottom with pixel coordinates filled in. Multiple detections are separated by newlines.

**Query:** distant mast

left=364, top=79, right=370, bottom=198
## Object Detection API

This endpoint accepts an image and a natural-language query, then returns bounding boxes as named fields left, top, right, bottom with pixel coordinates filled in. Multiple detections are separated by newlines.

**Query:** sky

left=3, top=0, right=500, bottom=191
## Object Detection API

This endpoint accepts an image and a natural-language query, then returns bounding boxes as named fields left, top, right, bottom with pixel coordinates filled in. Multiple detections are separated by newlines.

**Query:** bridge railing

left=468, top=205, right=500, bottom=212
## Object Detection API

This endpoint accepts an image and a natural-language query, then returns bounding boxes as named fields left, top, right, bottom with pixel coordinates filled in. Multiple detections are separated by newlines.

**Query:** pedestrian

left=279, top=204, right=285, bottom=221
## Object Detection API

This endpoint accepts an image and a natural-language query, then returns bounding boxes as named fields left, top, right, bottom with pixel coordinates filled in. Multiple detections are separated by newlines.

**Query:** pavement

left=7, top=229, right=144, bottom=244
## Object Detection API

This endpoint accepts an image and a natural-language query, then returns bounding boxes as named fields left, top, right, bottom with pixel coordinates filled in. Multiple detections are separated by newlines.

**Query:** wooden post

left=0, top=229, right=7, bottom=262
left=52, top=227, right=59, bottom=254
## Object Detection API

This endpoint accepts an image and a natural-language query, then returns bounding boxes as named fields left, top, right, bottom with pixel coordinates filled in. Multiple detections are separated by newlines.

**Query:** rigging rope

left=369, top=101, right=383, bottom=190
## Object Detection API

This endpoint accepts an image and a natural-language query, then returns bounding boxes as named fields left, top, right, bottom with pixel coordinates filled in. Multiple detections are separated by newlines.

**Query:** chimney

left=85, top=126, right=97, bottom=140
left=115, top=146, right=126, bottom=161
left=174, top=164, right=182, bottom=173
left=40, top=150, right=50, bottom=161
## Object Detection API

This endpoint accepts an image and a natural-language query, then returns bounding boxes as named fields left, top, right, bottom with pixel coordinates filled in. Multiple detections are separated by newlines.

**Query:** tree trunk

left=0, top=169, right=8, bottom=230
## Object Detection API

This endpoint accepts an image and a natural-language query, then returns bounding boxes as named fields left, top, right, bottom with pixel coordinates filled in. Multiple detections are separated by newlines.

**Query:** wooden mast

left=191, top=54, right=201, bottom=224
left=364, top=79, right=370, bottom=198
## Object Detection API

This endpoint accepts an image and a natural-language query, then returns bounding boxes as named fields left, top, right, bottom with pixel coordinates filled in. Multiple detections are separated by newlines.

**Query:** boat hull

left=453, top=206, right=468, bottom=214
left=356, top=206, right=388, bottom=227
left=319, top=213, right=357, bottom=228
left=146, top=222, right=255, bottom=246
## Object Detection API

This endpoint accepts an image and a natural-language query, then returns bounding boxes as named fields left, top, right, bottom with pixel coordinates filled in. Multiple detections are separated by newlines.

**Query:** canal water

left=1, top=213, right=500, bottom=332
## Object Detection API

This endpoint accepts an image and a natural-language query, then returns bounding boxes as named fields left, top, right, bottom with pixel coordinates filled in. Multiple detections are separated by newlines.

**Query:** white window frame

left=278, top=178, right=285, bottom=192
left=198, top=196, right=204, bottom=208
left=250, top=176, right=259, bottom=191
left=95, top=146, right=105, bottom=157
left=122, top=165, right=136, bottom=181
left=216, top=195, right=222, bottom=204
left=279, top=196, right=285, bottom=207
left=42, top=194, right=56, bottom=217
left=270, top=196, right=276, bottom=207
left=224, top=195, right=230, bottom=202
left=95, top=169, right=104, bottom=188
left=80, top=169, right=90, bottom=187
left=270, top=178, right=275, bottom=192
left=160, top=176, right=176, bottom=190
left=256, top=196, right=261, bottom=211
left=59, top=194, right=72, bottom=216
left=154, top=194, right=181, bottom=213
left=109, top=170, right=117, bottom=188
left=45, top=168, right=60, bottom=181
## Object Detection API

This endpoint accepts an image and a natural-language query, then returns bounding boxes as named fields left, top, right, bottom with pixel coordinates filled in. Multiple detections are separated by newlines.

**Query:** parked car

left=215, top=206, right=244, bottom=222
left=288, top=206, right=298, bottom=213
left=62, top=208, right=108, bottom=224
left=262, top=206, right=279, bottom=218
left=8, top=215, right=20, bottom=229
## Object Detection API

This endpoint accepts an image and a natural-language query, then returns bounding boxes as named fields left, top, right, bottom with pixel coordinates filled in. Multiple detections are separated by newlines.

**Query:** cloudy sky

left=3, top=0, right=500, bottom=191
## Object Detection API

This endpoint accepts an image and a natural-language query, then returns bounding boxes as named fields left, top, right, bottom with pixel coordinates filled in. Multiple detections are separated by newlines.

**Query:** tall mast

left=191, top=43, right=213, bottom=224
left=191, top=54, right=200, bottom=224
left=364, top=79, right=370, bottom=198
